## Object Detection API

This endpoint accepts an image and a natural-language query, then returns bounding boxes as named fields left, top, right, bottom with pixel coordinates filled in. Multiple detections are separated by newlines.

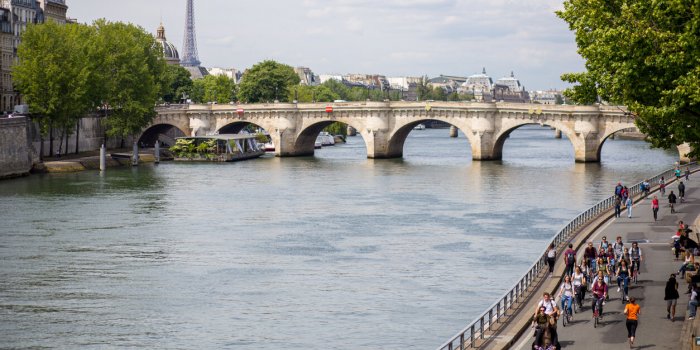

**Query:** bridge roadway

left=484, top=175, right=700, bottom=349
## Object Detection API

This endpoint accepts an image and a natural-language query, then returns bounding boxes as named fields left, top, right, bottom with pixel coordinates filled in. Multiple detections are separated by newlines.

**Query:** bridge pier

left=470, top=131, right=501, bottom=161
left=554, top=128, right=562, bottom=139
left=449, top=126, right=458, bottom=138
left=573, top=133, right=601, bottom=163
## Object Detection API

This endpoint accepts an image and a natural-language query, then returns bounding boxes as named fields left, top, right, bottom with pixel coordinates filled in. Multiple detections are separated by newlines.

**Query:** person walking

left=615, top=196, right=623, bottom=218
left=679, top=181, right=686, bottom=202
left=685, top=166, right=691, bottom=181
left=689, top=285, right=698, bottom=320
left=546, top=243, right=556, bottom=278
left=665, top=274, right=680, bottom=321
left=660, top=177, right=666, bottom=195
left=651, top=196, right=660, bottom=222
left=668, top=191, right=677, bottom=214
left=563, top=243, right=576, bottom=277
left=624, top=297, right=641, bottom=347
left=626, top=196, right=633, bottom=218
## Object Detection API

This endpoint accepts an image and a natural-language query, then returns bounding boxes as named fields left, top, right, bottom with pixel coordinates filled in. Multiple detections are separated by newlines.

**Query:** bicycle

left=631, top=260, right=640, bottom=284
left=561, top=296, right=573, bottom=327
left=592, top=296, right=604, bottom=328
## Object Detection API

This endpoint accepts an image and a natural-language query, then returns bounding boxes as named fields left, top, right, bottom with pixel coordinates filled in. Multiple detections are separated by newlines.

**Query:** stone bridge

left=144, top=101, right=640, bottom=162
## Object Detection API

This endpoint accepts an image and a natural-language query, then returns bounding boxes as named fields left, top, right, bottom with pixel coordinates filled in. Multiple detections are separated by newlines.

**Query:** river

left=0, top=126, right=678, bottom=349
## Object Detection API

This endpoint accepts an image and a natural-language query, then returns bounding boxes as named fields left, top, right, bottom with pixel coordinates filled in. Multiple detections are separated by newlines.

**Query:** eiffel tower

left=181, top=0, right=201, bottom=67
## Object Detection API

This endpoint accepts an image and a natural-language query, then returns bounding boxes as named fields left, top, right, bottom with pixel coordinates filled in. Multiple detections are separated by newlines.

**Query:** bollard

left=450, top=125, right=458, bottom=138
left=100, top=144, right=106, bottom=171
left=155, top=142, right=160, bottom=164
left=132, top=142, right=139, bottom=166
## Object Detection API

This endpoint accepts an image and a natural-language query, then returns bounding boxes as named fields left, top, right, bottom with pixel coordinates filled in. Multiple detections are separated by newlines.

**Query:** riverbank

left=35, top=149, right=159, bottom=173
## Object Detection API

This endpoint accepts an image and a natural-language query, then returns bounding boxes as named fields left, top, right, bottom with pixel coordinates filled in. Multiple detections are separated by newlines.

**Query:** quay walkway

left=485, top=173, right=700, bottom=349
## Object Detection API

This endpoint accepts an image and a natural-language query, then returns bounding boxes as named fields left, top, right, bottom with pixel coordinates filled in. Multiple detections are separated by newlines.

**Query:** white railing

left=437, top=162, right=697, bottom=350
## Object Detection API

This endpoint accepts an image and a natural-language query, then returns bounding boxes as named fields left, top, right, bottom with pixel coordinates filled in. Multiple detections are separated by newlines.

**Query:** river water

left=0, top=126, right=678, bottom=349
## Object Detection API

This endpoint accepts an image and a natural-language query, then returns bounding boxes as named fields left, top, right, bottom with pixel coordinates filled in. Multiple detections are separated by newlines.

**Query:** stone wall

left=29, top=115, right=133, bottom=158
left=0, top=116, right=33, bottom=178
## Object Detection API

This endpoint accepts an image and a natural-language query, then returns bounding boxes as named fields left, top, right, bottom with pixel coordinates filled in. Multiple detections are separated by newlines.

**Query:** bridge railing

left=437, top=162, right=698, bottom=350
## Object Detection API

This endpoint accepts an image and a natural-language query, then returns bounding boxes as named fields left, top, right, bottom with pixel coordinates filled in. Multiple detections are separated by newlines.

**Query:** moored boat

left=170, top=135, right=265, bottom=162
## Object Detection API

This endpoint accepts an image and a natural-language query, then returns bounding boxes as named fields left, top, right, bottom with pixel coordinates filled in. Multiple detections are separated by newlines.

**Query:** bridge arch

left=138, top=123, right=188, bottom=147
left=386, top=118, right=477, bottom=159
left=294, top=119, right=368, bottom=157
left=491, top=122, right=577, bottom=161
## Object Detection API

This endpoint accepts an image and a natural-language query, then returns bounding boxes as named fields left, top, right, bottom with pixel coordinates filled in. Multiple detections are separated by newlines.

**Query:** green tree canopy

left=161, top=64, right=193, bottom=103
left=557, top=0, right=700, bottom=156
left=238, top=60, right=300, bottom=103
left=13, top=21, right=96, bottom=135
left=190, top=74, right=237, bottom=104
left=90, top=20, right=166, bottom=138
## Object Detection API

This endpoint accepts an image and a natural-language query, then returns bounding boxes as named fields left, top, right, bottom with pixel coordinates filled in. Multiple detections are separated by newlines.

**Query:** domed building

left=461, top=68, right=494, bottom=101
left=155, top=23, right=180, bottom=65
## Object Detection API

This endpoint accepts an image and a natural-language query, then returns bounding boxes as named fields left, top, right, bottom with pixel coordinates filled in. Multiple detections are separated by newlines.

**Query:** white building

left=207, top=67, right=241, bottom=83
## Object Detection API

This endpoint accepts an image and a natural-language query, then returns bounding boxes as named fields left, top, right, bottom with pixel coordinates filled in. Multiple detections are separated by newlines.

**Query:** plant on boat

left=254, top=132, right=269, bottom=144
left=169, top=138, right=217, bottom=159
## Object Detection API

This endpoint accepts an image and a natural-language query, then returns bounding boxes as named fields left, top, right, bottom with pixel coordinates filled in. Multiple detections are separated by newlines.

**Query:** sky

left=67, top=0, right=585, bottom=90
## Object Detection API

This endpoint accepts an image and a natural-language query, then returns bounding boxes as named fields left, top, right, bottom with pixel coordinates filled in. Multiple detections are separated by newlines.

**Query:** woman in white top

left=557, top=275, right=575, bottom=320
left=546, top=243, right=556, bottom=278
left=572, top=265, right=587, bottom=308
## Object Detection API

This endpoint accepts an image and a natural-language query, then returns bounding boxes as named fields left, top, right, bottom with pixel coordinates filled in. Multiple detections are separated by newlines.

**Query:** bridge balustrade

left=437, top=162, right=698, bottom=350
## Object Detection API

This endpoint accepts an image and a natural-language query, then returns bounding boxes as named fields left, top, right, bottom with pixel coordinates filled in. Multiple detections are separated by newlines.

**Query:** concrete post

left=554, top=129, right=562, bottom=139
left=347, top=126, right=357, bottom=136
left=449, top=125, right=458, bottom=138
left=155, top=142, right=160, bottom=164
left=99, top=144, right=106, bottom=171
left=132, top=142, right=139, bottom=166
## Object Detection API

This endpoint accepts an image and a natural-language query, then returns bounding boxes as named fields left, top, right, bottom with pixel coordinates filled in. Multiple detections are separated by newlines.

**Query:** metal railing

left=437, top=162, right=698, bottom=350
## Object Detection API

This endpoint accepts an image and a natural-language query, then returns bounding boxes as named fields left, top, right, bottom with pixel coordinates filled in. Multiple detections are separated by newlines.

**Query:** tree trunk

left=75, top=119, right=80, bottom=154
left=49, top=124, right=54, bottom=157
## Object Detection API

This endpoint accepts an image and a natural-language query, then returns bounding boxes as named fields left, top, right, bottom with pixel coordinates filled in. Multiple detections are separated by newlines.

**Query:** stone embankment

left=0, top=117, right=35, bottom=179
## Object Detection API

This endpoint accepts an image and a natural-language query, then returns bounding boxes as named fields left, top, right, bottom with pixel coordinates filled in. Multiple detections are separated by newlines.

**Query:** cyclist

left=572, top=265, right=587, bottom=308
left=599, top=236, right=610, bottom=252
left=591, top=271, right=609, bottom=318
left=613, top=236, right=625, bottom=263
left=563, top=243, right=576, bottom=277
left=557, top=275, right=575, bottom=321
left=630, top=242, right=643, bottom=282
left=532, top=306, right=556, bottom=350
left=617, top=259, right=631, bottom=302
left=534, top=292, right=559, bottom=346
left=668, top=190, right=677, bottom=214
left=641, top=179, right=651, bottom=198
left=584, top=241, right=597, bottom=273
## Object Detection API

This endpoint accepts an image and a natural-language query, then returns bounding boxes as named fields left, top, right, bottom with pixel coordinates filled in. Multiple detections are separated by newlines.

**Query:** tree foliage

left=238, top=60, right=300, bottom=103
left=161, top=64, right=193, bottom=103
left=14, top=20, right=166, bottom=139
left=91, top=20, right=166, bottom=138
left=557, top=0, right=700, bottom=156
left=190, top=74, right=237, bottom=104
left=13, top=21, right=96, bottom=135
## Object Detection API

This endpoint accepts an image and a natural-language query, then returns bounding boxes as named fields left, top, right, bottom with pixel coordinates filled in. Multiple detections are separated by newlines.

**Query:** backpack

left=566, top=251, right=575, bottom=265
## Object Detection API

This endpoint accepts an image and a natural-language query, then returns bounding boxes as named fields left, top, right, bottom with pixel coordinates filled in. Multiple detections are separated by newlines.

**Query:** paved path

left=509, top=176, right=700, bottom=349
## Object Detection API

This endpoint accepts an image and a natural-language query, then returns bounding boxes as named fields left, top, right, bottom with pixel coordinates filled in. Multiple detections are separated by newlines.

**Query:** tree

left=13, top=21, right=96, bottom=153
left=90, top=20, right=166, bottom=138
left=161, top=64, right=193, bottom=103
left=288, top=85, right=340, bottom=103
left=238, top=60, right=300, bottom=103
left=190, top=74, right=236, bottom=104
left=557, top=0, right=700, bottom=156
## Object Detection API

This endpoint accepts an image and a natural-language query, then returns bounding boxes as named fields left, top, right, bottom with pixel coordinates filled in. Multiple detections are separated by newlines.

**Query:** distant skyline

left=67, top=0, right=584, bottom=90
